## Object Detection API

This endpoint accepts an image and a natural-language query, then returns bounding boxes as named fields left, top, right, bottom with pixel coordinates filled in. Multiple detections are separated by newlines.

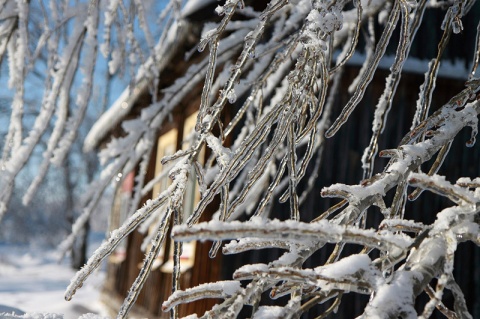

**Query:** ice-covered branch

left=162, top=281, right=242, bottom=312
left=324, top=100, right=479, bottom=224
left=173, top=219, right=413, bottom=251
left=2, top=0, right=480, bottom=318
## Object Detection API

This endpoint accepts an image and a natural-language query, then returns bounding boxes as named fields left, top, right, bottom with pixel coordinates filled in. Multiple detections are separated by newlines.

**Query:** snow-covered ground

left=0, top=234, right=110, bottom=319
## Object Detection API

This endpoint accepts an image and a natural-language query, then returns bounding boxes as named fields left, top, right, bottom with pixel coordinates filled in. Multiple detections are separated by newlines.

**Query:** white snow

left=362, top=270, right=418, bottom=319
left=252, top=306, right=284, bottom=319
left=316, top=254, right=372, bottom=279
left=0, top=237, right=109, bottom=319
left=345, top=52, right=470, bottom=80
left=162, top=280, right=242, bottom=312
left=83, top=86, right=146, bottom=153
left=181, top=0, right=217, bottom=18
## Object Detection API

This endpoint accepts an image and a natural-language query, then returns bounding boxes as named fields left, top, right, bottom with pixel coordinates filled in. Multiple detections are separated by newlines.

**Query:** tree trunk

left=72, top=220, right=90, bottom=270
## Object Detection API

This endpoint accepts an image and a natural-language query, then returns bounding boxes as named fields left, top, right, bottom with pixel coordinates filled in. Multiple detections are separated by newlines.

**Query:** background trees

left=1, top=0, right=480, bottom=318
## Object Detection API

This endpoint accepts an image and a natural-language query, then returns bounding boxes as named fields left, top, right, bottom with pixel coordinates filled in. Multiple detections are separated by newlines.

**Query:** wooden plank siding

left=221, top=66, right=480, bottom=318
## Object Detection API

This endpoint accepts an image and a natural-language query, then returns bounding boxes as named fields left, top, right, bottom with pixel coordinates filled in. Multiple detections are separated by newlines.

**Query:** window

left=160, top=112, right=203, bottom=273
left=109, top=171, right=134, bottom=264
left=149, top=128, right=178, bottom=270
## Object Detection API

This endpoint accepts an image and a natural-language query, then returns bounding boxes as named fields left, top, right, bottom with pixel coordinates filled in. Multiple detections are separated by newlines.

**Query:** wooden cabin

left=85, top=1, right=480, bottom=318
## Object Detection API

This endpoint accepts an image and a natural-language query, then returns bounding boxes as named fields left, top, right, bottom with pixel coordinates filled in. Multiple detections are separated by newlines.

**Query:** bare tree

left=1, top=0, right=480, bottom=318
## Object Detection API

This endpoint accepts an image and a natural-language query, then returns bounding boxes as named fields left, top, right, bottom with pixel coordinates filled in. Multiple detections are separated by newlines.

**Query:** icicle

left=446, top=278, right=473, bottom=318
left=296, top=52, right=328, bottom=141
left=0, top=1, right=478, bottom=318
left=224, top=39, right=294, bottom=137
left=187, top=104, right=281, bottom=226
left=299, top=69, right=342, bottom=206
left=117, top=208, right=173, bottom=319
left=196, top=1, right=239, bottom=132
left=470, top=21, right=480, bottom=79
left=196, top=0, right=289, bottom=138
left=362, top=0, right=427, bottom=179
left=225, top=108, right=292, bottom=220
left=223, top=238, right=291, bottom=254
left=348, top=16, right=375, bottom=94
left=209, top=184, right=229, bottom=258
left=326, top=2, right=400, bottom=138
left=287, top=121, right=299, bottom=221
left=390, top=0, right=413, bottom=74
left=253, top=156, right=287, bottom=218
left=410, top=59, right=439, bottom=131
left=330, top=0, right=362, bottom=74
left=408, top=172, right=477, bottom=205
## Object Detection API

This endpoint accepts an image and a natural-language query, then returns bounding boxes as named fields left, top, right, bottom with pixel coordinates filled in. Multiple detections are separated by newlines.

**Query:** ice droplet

left=198, top=42, right=207, bottom=52
left=227, top=90, right=237, bottom=104
left=466, top=137, right=476, bottom=147
left=452, top=19, right=463, bottom=34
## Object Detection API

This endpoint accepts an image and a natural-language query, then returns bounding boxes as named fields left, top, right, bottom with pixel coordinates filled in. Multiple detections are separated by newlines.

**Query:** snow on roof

left=83, top=19, right=184, bottom=152
left=83, top=0, right=216, bottom=153
left=83, top=83, right=146, bottom=152
left=181, top=0, right=218, bottom=17
left=346, top=52, right=470, bottom=80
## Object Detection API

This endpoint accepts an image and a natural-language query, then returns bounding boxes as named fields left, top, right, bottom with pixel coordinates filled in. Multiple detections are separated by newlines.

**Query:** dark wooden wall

left=222, top=66, right=480, bottom=318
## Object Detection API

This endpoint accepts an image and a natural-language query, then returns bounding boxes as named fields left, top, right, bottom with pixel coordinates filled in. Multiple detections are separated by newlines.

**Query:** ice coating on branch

left=409, top=172, right=478, bottom=205
left=206, top=134, right=232, bottom=168
left=182, top=0, right=217, bottom=17
left=173, top=219, right=413, bottom=250
left=162, top=280, right=242, bottom=312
